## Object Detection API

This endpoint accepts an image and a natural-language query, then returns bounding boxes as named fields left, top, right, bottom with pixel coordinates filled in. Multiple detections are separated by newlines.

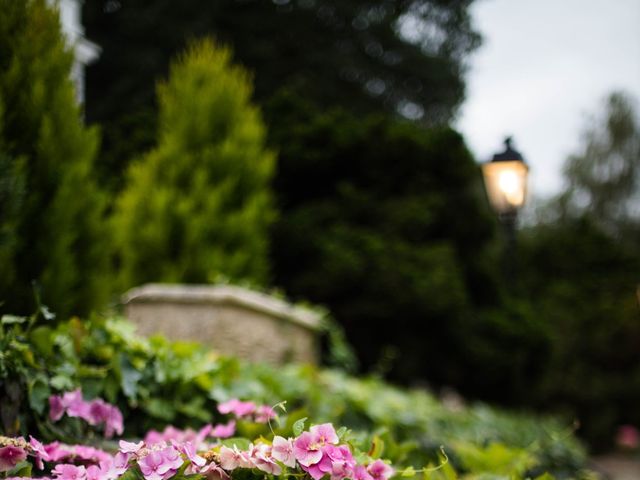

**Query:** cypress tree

left=113, top=39, right=275, bottom=290
left=0, top=0, right=109, bottom=317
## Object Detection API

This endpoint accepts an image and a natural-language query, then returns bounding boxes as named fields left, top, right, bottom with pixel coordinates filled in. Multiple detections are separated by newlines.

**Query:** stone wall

left=122, top=284, right=321, bottom=365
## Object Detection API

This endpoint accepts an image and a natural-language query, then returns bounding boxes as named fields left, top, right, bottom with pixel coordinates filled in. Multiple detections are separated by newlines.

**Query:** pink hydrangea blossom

left=52, top=464, right=87, bottom=480
left=211, top=421, right=235, bottom=439
left=310, top=424, right=339, bottom=446
left=617, top=425, right=639, bottom=449
left=195, top=424, right=213, bottom=446
left=170, top=441, right=205, bottom=467
left=199, top=461, right=230, bottom=480
left=249, top=444, right=282, bottom=475
left=49, top=396, right=65, bottom=422
left=63, top=390, right=89, bottom=419
left=217, top=399, right=256, bottom=418
left=367, top=460, right=395, bottom=480
left=29, top=435, right=50, bottom=470
left=218, top=446, right=252, bottom=470
left=0, top=446, right=27, bottom=472
left=293, top=432, right=323, bottom=467
left=103, top=406, right=124, bottom=438
left=271, top=436, right=296, bottom=467
left=302, top=453, right=332, bottom=480
left=85, top=465, right=102, bottom=480
left=137, top=447, right=183, bottom=480
left=353, top=465, right=374, bottom=480
left=48, top=390, right=123, bottom=439
left=119, top=440, right=144, bottom=454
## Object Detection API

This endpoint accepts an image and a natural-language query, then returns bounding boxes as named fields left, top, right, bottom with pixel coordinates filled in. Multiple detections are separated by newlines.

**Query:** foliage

left=111, top=39, right=275, bottom=290
left=0, top=0, right=110, bottom=318
left=555, top=91, right=640, bottom=242
left=518, top=91, right=640, bottom=450
left=82, top=0, right=481, bottom=189
left=265, top=93, right=550, bottom=398
left=518, top=217, right=640, bottom=451
left=0, top=313, right=592, bottom=479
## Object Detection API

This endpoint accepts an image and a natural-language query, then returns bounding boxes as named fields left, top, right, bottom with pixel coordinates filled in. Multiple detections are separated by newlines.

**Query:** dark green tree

left=557, top=91, right=640, bottom=242
left=112, top=39, right=276, bottom=291
left=520, top=92, right=640, bottom=449
left=0, top=0, right=109, bottom=318
left=266, top=93, right=548, bottom=390
left=82, top=0, right=480, bottom=189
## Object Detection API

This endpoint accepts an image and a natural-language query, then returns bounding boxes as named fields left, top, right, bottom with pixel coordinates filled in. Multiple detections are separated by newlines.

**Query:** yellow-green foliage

left=0, top=0, right=108, bottom=317
left=113, top=39, right=276, bottom=290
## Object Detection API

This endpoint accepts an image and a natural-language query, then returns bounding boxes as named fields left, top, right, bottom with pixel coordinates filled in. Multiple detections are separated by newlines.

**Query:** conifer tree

left=0, top=0, right=109, bottom=317
left=113, top=39, right=275, bottom=290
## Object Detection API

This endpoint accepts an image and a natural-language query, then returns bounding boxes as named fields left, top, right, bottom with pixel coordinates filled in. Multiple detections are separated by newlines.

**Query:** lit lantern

left=481, top=137, right=529, bottom=218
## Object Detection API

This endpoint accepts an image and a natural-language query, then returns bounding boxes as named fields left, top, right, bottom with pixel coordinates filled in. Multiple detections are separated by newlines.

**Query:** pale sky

left=456, top=0, right=640, bottom=198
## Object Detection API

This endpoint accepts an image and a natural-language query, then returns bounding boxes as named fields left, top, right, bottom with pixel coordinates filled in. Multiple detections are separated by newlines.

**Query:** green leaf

left=220, top=437, right=252, bottom=451
left=118, top=353, right=143, bottom=400
left=145, top=398, right=177, bottom=421
left=28, top=374, right=50, bottom=414
left=7, top=461, right=32, bottom=477
left=336, top=426, right=348, bottom=439
left=293, top=417, right=308, bottom=436
left=50, top=374, right=75, bottom=391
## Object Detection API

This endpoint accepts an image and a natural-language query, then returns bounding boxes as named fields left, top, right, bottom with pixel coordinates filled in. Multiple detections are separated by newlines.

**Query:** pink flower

left=293, top=432, right=323, bottom=467
left=211, top=421, right=236, bottom=439
left=249, top=444, right=281, bottom=475
left=0, top=446, right=27, bottom=472
left=218, top=446, right=252, bottom=470
left=63, top=390, right=89, bottom=419
left=73, top=445, right=111, bottom=464
left=353, top=465, right=374, bottom=480
left=119, top=440, right=144, bottom=455
left=217, top=399, right=256, bottom=418
left=199, top=462, right=230, bottom=480
left=44, top=442, right=69, bottom=463
left=144, top=430, right=164, bottom=445
left=86, top=465, right=102, bottom=480
left=367, top=460, right=394, bottom=480
left=272, top=436, right=296, bottom=468
left=29, top=435, right=50, bottom=470
left=138, top=450, right=177, bottom=480
left=617, top=425, right=640, bottom=450
left=195, top=424, right=213, bottom=446
left=255, top=406, right=276, bottom=424
left=86, top=399, right=109, bottom=426
left=310, top=424, right=339, bottom=445
left=104, top=406, right=123, bottom=438
left=106, top=452, right=131, bottom=478
left=302, top=454, right=332, bottom=480
left=171, top=441, right=205, bottom=468
left=49, top=395, right=65, bottom=421
left=52, top=464, right=87, bottom=480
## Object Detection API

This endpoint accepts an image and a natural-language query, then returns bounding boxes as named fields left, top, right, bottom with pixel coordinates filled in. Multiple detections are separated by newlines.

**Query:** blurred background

left=1, top=0, right=638, bottom=458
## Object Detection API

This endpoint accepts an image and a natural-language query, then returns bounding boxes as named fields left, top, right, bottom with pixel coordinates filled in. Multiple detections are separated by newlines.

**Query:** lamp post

left=481, top=137, right=529, bottom=286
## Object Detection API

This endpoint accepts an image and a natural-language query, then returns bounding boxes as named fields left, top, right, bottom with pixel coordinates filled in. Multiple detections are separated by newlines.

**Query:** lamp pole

left=481, top=137, right=529, bottom=287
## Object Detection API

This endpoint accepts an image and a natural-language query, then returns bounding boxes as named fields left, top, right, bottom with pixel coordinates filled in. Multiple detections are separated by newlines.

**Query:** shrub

left=0, top=0, right=109, bottom=318
left=112, top=38, right=276, bottom=291
left=0, top=313, right=591, bottom=478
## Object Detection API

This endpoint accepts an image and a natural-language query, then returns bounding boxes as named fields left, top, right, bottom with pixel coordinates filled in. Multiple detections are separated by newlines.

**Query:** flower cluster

left=49, top=390, right=123, bottom=438
left=4, top=391, right=396, bottom=480
left=217, top=399, right=276, bottom=424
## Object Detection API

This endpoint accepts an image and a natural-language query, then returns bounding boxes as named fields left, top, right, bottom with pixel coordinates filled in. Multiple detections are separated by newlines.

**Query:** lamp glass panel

left=481, top=160, right=528, bottom=214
